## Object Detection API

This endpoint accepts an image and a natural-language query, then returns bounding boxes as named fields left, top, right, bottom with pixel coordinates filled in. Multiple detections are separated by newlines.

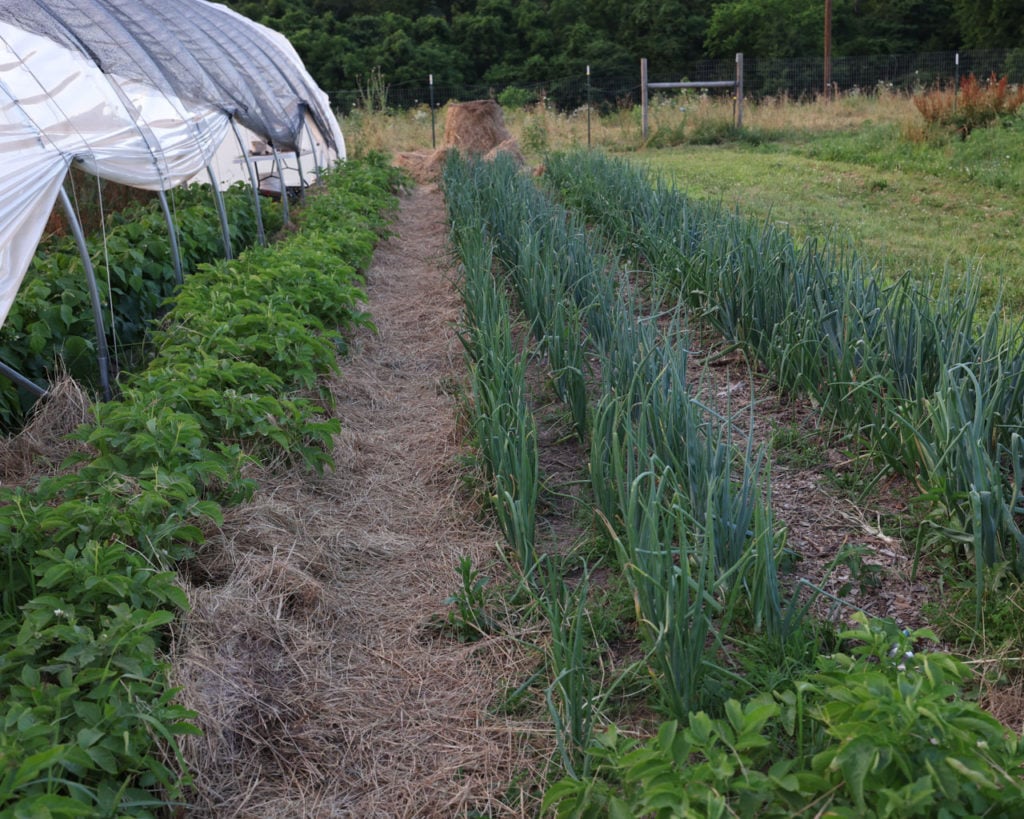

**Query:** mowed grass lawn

left=640, top=115, right=1024, bottom=312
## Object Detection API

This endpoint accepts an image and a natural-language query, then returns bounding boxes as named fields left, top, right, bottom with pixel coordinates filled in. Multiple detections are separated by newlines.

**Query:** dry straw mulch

left=0, top=374, right=91, bottom=485
left=171, top=183, right=548, bottom=817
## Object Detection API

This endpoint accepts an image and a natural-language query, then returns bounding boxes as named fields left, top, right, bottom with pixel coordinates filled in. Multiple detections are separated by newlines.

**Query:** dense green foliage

left=444, top=148, right=802, bottom=774
left=545, top=150, right=1024, bottom=604
left=545, top=614, right=1024, bottom=817
left=218, top=0, right=1011, bottom=94
left=706, top=0, right=958, bottom=59
left=0, top=185, right=279, bottom=431
left=0, top=157, right=401, bottom=816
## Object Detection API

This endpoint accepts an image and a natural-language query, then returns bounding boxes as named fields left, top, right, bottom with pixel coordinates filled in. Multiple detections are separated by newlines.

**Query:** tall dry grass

left=746, top=87, right=918, bottom=131
left=341, top=89, right=923, bottom=160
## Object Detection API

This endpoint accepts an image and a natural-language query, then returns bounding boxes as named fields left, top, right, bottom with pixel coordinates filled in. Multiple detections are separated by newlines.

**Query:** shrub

left=498, top=86, right=535, bottom=109
left=914, top=72, right=1024, bottom=137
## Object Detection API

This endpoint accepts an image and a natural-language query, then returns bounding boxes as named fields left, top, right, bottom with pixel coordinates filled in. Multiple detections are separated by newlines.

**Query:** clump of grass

left=749, top=88, right=916, bottom=133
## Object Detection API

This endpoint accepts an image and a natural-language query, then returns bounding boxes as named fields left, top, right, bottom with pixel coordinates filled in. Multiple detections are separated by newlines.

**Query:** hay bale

left=0, top=374, right=91, bottom=484
left=394, top=150, right=439, bottom=184
left=483, top=137, right=525, bottom=166
left=442, top=100, right=513, bottom=154
left=394, top=100, right=523, bottom=183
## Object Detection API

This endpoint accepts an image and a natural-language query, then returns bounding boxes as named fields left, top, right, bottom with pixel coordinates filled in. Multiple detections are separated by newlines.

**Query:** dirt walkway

left=174, top=184, right=541, bottom=817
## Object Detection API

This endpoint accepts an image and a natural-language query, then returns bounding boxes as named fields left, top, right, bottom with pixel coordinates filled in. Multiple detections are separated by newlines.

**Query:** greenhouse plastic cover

left=0, top=0, right=346, bottom=332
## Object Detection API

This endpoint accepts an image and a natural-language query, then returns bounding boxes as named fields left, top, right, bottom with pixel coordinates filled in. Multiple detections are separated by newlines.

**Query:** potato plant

left=544, top=616, right=1024, bottom=817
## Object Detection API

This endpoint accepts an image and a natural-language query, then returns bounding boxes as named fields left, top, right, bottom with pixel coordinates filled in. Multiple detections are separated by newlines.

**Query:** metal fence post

left=429, top=74, right=436, bottom=148
left=641, top=58, right=649, bottom=141
left=824, top=0, right=832, bottom=98
left=736, top=53, right=744, bottom=128
left=954, top=52, right=960, bottom=114
left=586, top=65, right=592, bottom=149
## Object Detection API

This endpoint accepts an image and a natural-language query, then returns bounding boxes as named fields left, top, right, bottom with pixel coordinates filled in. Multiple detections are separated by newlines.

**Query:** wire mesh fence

left=331, top=48, right=1024, bottom=112
left=331, top=75, right=640, bottom=114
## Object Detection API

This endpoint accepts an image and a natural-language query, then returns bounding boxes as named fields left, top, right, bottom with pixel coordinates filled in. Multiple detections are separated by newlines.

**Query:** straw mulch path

left=172, top=183, right=545, bottom=817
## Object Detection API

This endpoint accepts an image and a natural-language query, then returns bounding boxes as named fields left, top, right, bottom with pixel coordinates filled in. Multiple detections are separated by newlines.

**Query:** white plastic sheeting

left=0, top=0, right=346, bottom=331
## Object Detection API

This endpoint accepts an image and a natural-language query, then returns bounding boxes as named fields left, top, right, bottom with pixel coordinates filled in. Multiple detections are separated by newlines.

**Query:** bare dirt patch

left=684, top=325, right=938, bottom=632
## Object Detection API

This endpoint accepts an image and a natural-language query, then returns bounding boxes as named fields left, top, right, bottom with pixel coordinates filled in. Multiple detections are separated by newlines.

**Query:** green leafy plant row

left=443, top=150, right=1024, bottom=817
left=0, top=183, right=281, bottom=430
left=0, top=156, right=403, bottom=817
left=442, top=151, right=799, bottom=780
left=445, top=164, right=539, bottom=575
left=445, top=155, right=609, bottom=790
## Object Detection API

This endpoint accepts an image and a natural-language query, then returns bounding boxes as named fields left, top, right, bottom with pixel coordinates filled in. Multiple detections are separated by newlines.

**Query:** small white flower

left=53, top=609, right=65, bottom=617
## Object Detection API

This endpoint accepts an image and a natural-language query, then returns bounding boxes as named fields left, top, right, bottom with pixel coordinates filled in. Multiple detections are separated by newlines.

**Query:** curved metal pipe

left=229, top=117, right=267, bottom=246
left=301, top=105, right=323, bottom=185
left=206, top=164, right=233, bottom=259
left=270, top=144, right=290, bottom=226
left=294, top=149, right=307, bottom=204
left=157, top=189, right=183, bottom=285
left=0, top=360, right=47, bottom=399
left=59, top=186, right=111, bottom=400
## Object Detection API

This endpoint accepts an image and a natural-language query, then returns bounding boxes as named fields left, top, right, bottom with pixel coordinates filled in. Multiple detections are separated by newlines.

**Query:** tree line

left=220, top=0, right=1024, bottom=95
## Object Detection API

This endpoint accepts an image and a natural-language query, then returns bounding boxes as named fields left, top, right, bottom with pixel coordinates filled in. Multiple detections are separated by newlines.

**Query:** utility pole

left=824, top=0, right=832, bottom=99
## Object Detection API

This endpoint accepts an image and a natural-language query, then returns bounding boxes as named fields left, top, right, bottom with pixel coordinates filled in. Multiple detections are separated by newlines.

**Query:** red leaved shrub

left=913, top=72, right=1024, bottom=138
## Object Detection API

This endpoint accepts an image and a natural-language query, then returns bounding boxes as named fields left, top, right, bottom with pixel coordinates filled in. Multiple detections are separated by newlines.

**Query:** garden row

left=440, top=151, right=1024, bottom=816
left=0, top=156, right=402, bottom=816
left=543, top=151, right=1024, bottom=616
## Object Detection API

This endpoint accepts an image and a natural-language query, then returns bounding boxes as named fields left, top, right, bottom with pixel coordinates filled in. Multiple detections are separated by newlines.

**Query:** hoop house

left=0, top=0, right=345, bottom=349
